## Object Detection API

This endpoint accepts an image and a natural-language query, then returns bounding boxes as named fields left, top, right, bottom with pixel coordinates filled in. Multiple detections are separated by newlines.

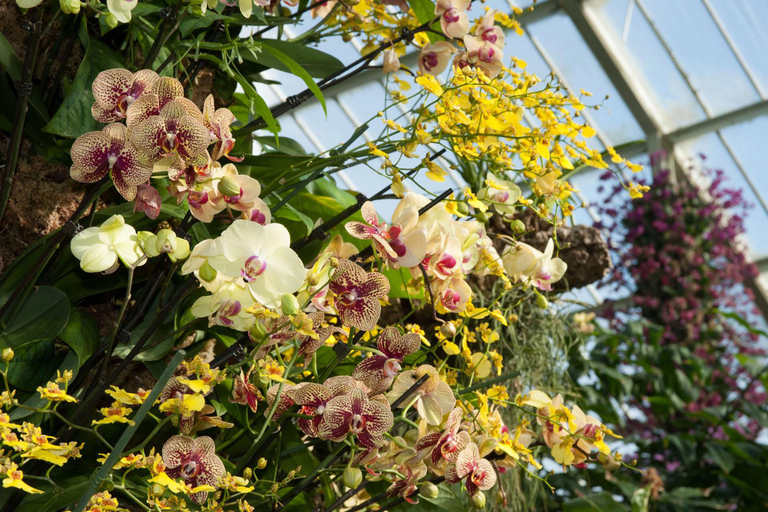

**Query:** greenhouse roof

left=253, top=0, right=768, bottom=315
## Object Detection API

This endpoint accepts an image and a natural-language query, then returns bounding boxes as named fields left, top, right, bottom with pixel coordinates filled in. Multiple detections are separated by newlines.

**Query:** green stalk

left=72, top=350, right=187, bottom=512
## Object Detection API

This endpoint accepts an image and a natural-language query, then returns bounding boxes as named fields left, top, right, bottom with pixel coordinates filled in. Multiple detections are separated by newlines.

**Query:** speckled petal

left=363, top=397, right=393, bottom=435
left=357, top=272, right=390, bottom=300
left=91, top=102, right=121, bottom=123
left=92, top=68, right=132, bottom=110
left=361, top=201, right=378, bottom=226
left=161, top=435, right=195, bottom=470
left=340, top=297, right=381, bottom=332
left=151, top=76, right=184, bottom=108
left=318, top=394, right=353, bottom=441
left=455, top=442, right=479, bottom=479
left=130, top=116, right=166, bottom=158
left=345, top=221, right=376, bottom=240
left=130, top=69, right=160, bottom=97
left=70, top=131, right=111, bottom=183
left=126, top=93, right=160, bottom=129
left=175, top=116, right=211, bottom=159
left=378, top=327, right=420, bottom=360
left=352, top=355, right=388, bottom=391
left=291, top=383, right=333, bottom=407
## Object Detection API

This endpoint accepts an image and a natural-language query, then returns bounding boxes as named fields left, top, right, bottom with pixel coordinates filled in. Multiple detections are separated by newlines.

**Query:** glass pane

left=708, top=0, right=768, bottom=96
left=587, top=0, right=707, bottom=131
left=526, top=11, right=645, bottom=147
left=677, top=130, right=768, bottom=258
left=639, top=0, right=760, bottom=116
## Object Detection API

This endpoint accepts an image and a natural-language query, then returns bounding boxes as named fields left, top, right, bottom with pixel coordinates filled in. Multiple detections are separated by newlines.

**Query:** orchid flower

left=477, top=177, right=522, bottom=214
left=418, top=42, right=457, bottom=76
left=353, top=327, right=421, bottom=394
left=70, top=123, right=153, bottom=200
left=446, top=442, right=497, bottom=496
left=206, top=220, right=306, bottom=309
left=202, top=95, right=239, bottom=162
left=230, top=369, right=261, bottom=413
left=329, top=259, right=390, bottom=331
left=162, top=435, right=225, bottom=504
left=435, top=0, right=471, bottom=39
left=91, top=68, right=158, bottom=123
left=474, top=10, right=505, bottom=49
left=345, top=201, right=427, bottom=269
left=387, top=365, right=456, bottom=425
left=464, top=35, right=504, bottom=79
left=414, top=407, right=471, bottom=465
left=71, top=214, right=146, bottom=273
left=291, top=383, right=334, bottom=437
left=319, top=388, right=394, bottom=449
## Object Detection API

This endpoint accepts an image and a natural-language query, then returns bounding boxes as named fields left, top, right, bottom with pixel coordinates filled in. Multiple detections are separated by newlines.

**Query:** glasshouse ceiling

left=253, top=0, right=768, bottom=314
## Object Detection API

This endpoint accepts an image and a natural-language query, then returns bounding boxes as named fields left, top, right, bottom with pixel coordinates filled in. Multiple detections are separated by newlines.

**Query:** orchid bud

left=281, top=294, right=300, bottom=316
left=2, top=348, right=14, bottom=362
left=439, top=322, right=456, bottom=338
left=470, top=491, right=486, bottom=509
left=456, top=202, right=470, bottom=216
left=218, top=176, right=241, bottom=197
left=67, top=0, right=80, bottom=14
left=243, top=468, right=253, bottom=479
left=257, top=458, right=267, bottom=469
left=535, top=291, right=549, bottom=309
left=329, top=256, right=339, bottom=268
left=104, top=13, right=119, bottom=29
left=475, top=211, right=490, bottom=223
left=598, top=452, right=621, bottom=471
left=509, top=219, right=526, bottom=234
left=343, top=467, right=362, bottom=488
left=199, top=262, right=217, bottom=283
left=249, top=322, right=268, bottom=342
left=420, top=482, right=439, bottom=499
left=59, top=0, right=71, bottom=13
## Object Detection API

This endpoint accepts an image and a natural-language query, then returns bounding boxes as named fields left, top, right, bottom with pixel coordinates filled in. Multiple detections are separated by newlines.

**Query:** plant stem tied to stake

left=0, top=13, right=43, bottom=223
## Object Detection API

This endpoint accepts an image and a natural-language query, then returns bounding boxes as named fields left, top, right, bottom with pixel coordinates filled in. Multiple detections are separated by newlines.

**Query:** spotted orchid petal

left=71, top=123, right=152, bottom=200
left=330, top=260, right=389, bottom=331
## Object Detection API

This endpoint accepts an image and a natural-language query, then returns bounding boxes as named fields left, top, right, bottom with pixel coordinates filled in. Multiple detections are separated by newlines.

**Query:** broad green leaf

left=254, top=135, right=307, bottom=155
left=408, top=0, right=439, bottom=42
left=6, top=339, right=65, bottom=391
left=705, top=442, right=735, bottom=474
left=43, top=39, right=124, bottom=138
left=59, top=309, right=99, bottom=366
left=0, top=286, right=70, bottom=349
left=254, top=43, right=327, bottom=114
left=246, top=39, right=344, bottom=79
left=179, top=12, right=233, bottom=36
left=274, top=206, right=314, bottom=239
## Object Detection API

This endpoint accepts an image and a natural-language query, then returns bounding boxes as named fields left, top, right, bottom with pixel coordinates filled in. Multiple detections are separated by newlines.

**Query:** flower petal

left=92, top=68, right=132, bottom=110
left=162, top=435, right=195, bottom=470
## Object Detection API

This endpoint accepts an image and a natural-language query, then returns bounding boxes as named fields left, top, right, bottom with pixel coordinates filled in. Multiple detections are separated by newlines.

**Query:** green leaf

left=254, top=135, right=307, bottom=156
left=43, top=38, right=124, bottom=138
left=253, top=43, right=327, bottom=114
left=59, top=309, right=99, bottom=366
left=245, top=39, right=344, bottom=79
left=231, top=68, right=278, bottom=136
left=6, top=340, right=64, bottom=391
left=706, top=442, right=735, bottom=474
left=408, top=0, right=439, bottom=42
left=274, top=207, right=314, bottom=238
left=564, top=492, right=627, bottom=512
left=179, top=12, right=233, bottom=37
left=0, top=286, right=70, bottom=349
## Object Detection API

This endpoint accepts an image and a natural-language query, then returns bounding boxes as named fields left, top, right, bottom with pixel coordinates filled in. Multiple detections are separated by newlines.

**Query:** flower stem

left=0, top=12, right=43, bottom=223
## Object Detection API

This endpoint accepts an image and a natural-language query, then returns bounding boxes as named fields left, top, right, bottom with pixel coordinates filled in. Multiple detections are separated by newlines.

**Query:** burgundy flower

left=265, top=383, right=297, bottom=421
left=353, top=327, right=420, bottom=394
left=91, top=68, right=159, bottom=123
left=291, top=383, right=334, bottom=437
left=162, top=435, right=225, bottom=504
left=445, top=442, right=496, bottom=496
left=70, top=123, right=152, bottom=200
left=330, top=259, right=390, bottom=331
left=319, top=388, right=393, bottom=449
left=125, top=76, right=185, bottom=129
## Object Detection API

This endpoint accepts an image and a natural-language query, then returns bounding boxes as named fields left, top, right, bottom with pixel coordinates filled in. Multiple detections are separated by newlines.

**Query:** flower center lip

left=383, top=358, right=402, bottom=378
left=349, top=413, right=366, bottom=434
left=181, top=460, right=199, bottom=480
left=241, top=255, right=267, bottom=282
